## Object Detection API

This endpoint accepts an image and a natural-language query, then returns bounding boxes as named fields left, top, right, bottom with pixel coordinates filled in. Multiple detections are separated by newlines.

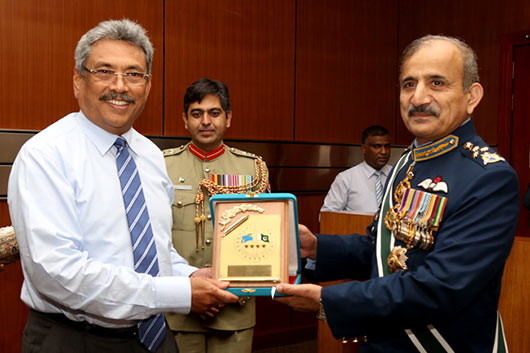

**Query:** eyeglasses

left=83, top=67, right=150, bottom=85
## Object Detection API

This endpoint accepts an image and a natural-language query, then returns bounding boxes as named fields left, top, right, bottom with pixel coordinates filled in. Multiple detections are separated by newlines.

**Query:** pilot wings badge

left=418, top=176, right=448, bottom=194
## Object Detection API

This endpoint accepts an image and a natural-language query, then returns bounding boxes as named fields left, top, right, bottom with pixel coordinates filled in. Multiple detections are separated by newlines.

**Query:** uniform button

left=371, top=226, right=375, bottom=232
left=204, top=263, right=212, bottom=267
left=205, top=168, right=210, bottom=173
left=207, top=214, right=212, bottom=220
left=177, top=201, right=183, bottom=208
left=205, top=239, right=212, bottom=245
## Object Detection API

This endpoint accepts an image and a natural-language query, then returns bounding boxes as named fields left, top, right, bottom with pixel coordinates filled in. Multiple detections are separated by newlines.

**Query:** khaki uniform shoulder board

left=163, top=144, right=187, bottom=157
left=228, top=146, right=262, bottom=160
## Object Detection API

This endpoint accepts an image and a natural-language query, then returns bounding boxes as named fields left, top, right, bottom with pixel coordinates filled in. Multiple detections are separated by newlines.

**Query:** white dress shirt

left=321, top=161, right=393, bottom=213
left=8, top=111, right=197, bottom=328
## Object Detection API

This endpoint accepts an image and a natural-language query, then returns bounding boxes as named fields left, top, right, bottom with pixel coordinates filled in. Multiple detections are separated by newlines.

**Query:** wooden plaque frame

left=210, top=193, right=301, bottom=295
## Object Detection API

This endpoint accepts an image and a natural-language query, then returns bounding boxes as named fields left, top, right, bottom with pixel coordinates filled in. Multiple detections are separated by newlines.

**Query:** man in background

left=164, top=77, right=270, bottom=353
left=8, top=20, right=237, bottom=353
left=321, top=125, right=392, bottom=213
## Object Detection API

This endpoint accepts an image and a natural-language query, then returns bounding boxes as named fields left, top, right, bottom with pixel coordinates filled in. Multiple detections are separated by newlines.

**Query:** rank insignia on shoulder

left=418, top=176, right=448, bottom=193
left=463, top=142, right=505, bottom=165
left=163, top=145, right=186, bottom=157
left=481, top=151, right=505, bottom=165
left=163, top=149, right=175, bottom=156
left=230, top=147, right=263, bottom=160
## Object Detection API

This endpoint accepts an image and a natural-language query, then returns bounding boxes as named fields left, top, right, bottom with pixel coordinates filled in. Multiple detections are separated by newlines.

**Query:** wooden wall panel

left=0, top=201, right=11, bottom=226
left=164, top=0, right=295, bottom=140
left=397, top=0, right=530, bottom=145
left=0, top=261, right=27, bottom=353
left=0, top=202, right=28, bottom=353
left=295, top=0, right=398, bottom=144
left=498, top=237, right=530, bottom=353
left=0, top=0, right=164, bottom=135
left=296, top=193, right=326, bottom=234
left=254, top=297, right=317, bottom=350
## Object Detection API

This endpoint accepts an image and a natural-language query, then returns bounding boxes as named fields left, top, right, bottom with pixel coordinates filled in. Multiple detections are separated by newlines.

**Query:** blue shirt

left=8, top=111, right=196, bottom=328
left=321, top=161, right=392, bottom=213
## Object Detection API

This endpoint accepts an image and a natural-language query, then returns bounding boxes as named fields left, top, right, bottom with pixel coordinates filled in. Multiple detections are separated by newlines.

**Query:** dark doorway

left=511, top=44, right=530, bottom=236
left=498, top=33, right=530, bottom=237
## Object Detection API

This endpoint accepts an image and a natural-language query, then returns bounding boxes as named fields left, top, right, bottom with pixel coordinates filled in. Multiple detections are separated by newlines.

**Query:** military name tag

left=173, top=184, right=193, bottom=190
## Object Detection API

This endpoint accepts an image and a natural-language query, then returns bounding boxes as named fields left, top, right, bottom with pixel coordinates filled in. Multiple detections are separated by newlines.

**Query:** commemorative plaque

left=210, top=193, right=301, bottom=296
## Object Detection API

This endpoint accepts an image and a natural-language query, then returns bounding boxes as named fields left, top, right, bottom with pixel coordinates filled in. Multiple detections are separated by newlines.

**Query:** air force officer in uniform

left=275, top=35, right=519, bottom=353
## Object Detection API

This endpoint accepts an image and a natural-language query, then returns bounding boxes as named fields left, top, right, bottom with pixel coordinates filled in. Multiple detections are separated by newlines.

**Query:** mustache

left=99, top=91, right=136, bottom=104
left=407, top=104, right=440, bottom=117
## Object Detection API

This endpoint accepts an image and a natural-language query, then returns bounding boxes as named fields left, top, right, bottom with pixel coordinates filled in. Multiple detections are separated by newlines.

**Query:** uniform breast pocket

left=172, top=191, right=196, bottom=231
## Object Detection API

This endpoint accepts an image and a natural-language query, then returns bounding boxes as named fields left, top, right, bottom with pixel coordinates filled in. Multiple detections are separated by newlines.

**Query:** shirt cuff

left=154, top=276, right=192, bottom=314
left=173, top=263, right=198, bottom=277
left=305, top=258, right=316, bottom=270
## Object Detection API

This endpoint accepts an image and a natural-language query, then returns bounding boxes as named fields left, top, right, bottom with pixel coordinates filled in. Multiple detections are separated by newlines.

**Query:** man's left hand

left=191, top=267, right=212, bottom=278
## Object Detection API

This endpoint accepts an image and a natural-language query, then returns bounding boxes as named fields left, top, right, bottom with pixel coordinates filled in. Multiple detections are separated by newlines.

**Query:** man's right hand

left=298, top=224, right=317, bottom=259
left=189, top=277, right=239, bottom=318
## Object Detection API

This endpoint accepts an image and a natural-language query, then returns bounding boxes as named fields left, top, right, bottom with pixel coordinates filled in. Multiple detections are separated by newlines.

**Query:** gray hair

left=400, top=35, right=479, bottom=91
left=75, top=19, right=154, bottom=76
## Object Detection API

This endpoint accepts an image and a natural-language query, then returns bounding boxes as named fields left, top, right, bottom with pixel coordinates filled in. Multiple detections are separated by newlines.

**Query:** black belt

left=33, top=309, right=138, bottom=339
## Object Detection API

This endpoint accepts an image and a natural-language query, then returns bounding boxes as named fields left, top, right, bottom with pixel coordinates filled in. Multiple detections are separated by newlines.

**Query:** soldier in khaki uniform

left=164, top=78, right=270, bottom=353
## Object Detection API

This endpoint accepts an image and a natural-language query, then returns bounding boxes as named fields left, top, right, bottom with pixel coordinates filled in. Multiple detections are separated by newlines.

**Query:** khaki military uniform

left=164, top=142, right=270, bottom=352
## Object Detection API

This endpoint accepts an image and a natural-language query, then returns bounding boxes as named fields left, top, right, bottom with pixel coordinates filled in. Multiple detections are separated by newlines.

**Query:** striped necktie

left=374, top=170, right=383, bottom=206
left=114, top=137, right=166, bottom=352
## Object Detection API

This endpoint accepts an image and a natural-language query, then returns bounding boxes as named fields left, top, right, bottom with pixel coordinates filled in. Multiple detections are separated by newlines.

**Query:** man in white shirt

left=321, top=125, right=392, bottom=213
left=8, top=19, right=237, bottom=353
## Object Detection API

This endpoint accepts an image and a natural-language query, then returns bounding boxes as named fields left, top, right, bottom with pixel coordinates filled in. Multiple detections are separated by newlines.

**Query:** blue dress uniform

left=309, top=120, right=519, bottom=352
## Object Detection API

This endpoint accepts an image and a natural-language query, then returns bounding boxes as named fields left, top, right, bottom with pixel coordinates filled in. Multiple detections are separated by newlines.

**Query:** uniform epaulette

left=462, top=142, right=505, bottom=167
left=163, top=144, right=187, bottom=157
left=227, top=146, right=263, bottom=160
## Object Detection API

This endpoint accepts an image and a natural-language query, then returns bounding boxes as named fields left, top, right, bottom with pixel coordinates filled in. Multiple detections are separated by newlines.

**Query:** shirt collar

left=188, top=143, right=225, bottom=161
left=362, top=161, right=388, bottom=178
left=76, top=110, right=135, bottom=156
